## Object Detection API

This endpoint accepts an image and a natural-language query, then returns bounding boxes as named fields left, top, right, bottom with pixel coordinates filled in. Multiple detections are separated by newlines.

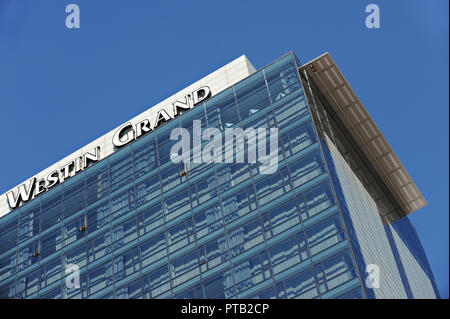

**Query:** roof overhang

left=299, top=52, right=427, bottom=221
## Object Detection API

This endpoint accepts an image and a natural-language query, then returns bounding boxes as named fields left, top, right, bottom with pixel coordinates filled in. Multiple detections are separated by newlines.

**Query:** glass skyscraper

left=0, top=52, right=440, bottom=299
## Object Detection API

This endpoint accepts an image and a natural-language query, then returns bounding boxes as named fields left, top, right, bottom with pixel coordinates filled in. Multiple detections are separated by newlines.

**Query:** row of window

left=1, top=170, right=336, bottom=285
left=255, top=250, right=358, bottom=299
left=1, top=205, right=347, bottom=299
left=1, top=217, right=350, bottom=300
left=176, top=249, right=358, bottom=299
left=3, top=139, right=325, bottom=265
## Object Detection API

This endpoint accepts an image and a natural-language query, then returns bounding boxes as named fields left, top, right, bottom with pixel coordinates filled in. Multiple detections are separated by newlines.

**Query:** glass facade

left=0, top=52, right=437, bottom=299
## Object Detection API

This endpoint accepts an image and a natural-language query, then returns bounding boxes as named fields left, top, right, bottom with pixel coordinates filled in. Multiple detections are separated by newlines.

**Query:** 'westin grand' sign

left=6, top=87, right=211, bottom=209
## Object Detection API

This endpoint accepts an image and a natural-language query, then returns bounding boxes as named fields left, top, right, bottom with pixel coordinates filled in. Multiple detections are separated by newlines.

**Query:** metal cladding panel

left=300, top=53, right=426, bottom=222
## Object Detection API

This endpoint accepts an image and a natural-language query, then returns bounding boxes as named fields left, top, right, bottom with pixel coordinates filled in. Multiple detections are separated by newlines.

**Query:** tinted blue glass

left=135, top=174, right=160, bottom=207
left=114, top=247, right=139, bottom=281
left=194, top=204, right=222, bottom=238
left=263, top=198, right=300, bottom=239
left=204, top=274, right=227, bottom=299
left=234, top=71, right=271, bottom=121
left=85, top=162, right=109, bottom=206
left=205, top=88, right=239, bottom=131
left=228, top=219, right=263, bottom=258
left=39, top=256, right=62, bottom=289
left=139, top=203, right=164, bottom=235
left=133, top=138, right=157, bottom=178
left=264, top=55, right=302, bottom=103
left=306, top=214, right=345, bottom=256
left=18, top=201, right=40, bottom=243
left=140, top=233, right=166, bottom=267
left=145, top=265, right=170, bottom=298
left=87, top=200, right=110, bottom=235
left=156, top=119, right=180, bottom=165
left=283, top=269, right=317, bottom=298
left=164, top=188, right=190, bottom=221
left=110, top=187, right=135, bottom=219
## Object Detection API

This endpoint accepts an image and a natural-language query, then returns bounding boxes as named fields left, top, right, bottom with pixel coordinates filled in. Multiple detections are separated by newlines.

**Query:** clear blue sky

left=0, top=0, right=448, bottom=298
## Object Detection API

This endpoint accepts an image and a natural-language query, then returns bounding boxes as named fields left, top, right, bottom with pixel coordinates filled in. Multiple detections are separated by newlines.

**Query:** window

left=338, top=287, right=364, bottom=299
left=87, top=200, right=110, bottom=236
left=0, top=253, right=16, bottom=282
left=282, top=122, right=316, bottom=158
left=163, top=188, right=190, bottom=221
left=204, top=273, right=231, bottom=299
left=133, top=139, right=157, bottom=178
left=234, top=250, right=271, bottom=294
left=190, top=175, right=217, bottom=207
left=116, top=279, right=142, bottom=299
left=39, top=257, right=62, bottom=289
left=140, top=233, right=166, bottom=267
left=253, top=286, right=277, bottom=299
left=63, top=189, right=84, bottom=219
left=85, top=162, right=109, bottom=206
left=41, top=287, right=62, bottom=299
left=198, top=236, right=228, bottom=271
left=171, top=251, right=199, bottom=286
left=40, top=231, right=62, bottom=260
left=315, top=250, right=357, bottom=293
left=282, top=269, right=317, bottom=299
left=160, top=164, right=183, bottom=193
left=235, top=71, right=271, bottom=121
left=109, top=150, right=133, bottom=192
left=17, top=240, right=39, bottom=271
left=0, top=283, right=14, bottom=299
left=254, top=168, right=290, bottom=207
left=303, top=182, right=335, bottom=220
left=88, top=261, right=113, bottom=295
left=18, top=202, right=40, bottom=243
left=0, top=215, right=18, bottom=254
left=64, top=243, right=87, bottom=268
left=138, top=203, right=164, bottom=236
left=175, top=284, right=203, bottom=299
left=194, top=204, right=223, bottom=239
left=110, top=187, right=135, bottom=220
left=274, top=95, right=308, bottom=129
left=262, top=198, right=300, bottom=239
left=269, top=237, right=300, bottom=274
left=144, top=265, right=170, bottom=298
left=16, top=270, right=38, bottom=298
left=221, top=186, right=256, bottom=224
left=88, top=231, right=111, bottom=262
left=114, top=247, right=140, bottom=281
left=156, top=120, right=180, bottom=165
left=228, top=219, right=263, bottom=258
left=289, top=152, right=324, bottom=189
left=167, top=218, right=195, bottom=253
left=264, top=55, right=300, bottom=102
left=111, top=216, right=137, bottom=250
left=216, top=164, right=251, bottom=192
left=306, top=214, right=346, bottom=256
left=135, top=174, right=160, bottom=207
left=242, top=109, right=276, bottom=131
left=205, top=88, right=239, bottom=131
left=41, top=189, right=62, bottom=232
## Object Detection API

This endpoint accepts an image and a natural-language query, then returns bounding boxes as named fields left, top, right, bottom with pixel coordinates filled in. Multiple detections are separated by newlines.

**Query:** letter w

left=6, top=178, right=36, bottom=208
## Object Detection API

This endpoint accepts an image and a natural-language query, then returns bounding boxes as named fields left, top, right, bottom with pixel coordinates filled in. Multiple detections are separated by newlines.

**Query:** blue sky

left=0, top=0, right=448, bottom=298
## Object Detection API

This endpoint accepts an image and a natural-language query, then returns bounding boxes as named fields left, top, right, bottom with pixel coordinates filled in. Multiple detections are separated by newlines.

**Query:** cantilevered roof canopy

left=300, top=52, right=427, bottom=221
